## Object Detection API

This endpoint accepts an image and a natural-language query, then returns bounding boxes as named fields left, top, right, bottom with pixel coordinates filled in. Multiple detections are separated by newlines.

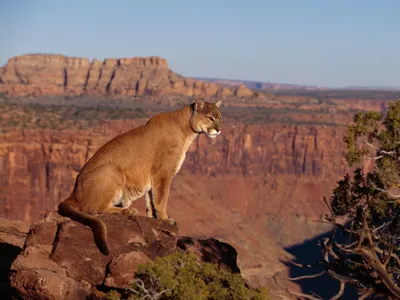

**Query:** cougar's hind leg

left=73, top=163, right=128, bottom=212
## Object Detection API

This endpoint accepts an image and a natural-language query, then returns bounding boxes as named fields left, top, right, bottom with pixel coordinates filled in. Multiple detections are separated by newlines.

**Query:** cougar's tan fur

left=58, top=99, right=223, bottom=255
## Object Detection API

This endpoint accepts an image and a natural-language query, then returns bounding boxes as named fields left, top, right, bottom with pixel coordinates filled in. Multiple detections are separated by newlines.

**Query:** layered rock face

left=0, top=123, right=347, bottom=224
left=0, top=54, right=255, bottom=98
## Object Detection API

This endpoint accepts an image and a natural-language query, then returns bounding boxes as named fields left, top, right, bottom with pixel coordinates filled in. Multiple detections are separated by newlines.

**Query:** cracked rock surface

left=6, top=212, right=243, bottom=300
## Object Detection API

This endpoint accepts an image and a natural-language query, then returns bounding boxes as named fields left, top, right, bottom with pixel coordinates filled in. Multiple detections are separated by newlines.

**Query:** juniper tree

left=282, top=101, right=400, bottom=299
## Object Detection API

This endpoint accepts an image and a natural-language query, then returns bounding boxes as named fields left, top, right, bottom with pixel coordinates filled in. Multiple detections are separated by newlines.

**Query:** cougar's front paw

left=166, top=217, right=176, bottom=226
left=122, top=208, right=138, bottom=219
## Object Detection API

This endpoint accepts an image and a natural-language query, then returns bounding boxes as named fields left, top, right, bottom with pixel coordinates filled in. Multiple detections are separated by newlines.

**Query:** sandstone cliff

left=0, top=54, right=255, bottom=98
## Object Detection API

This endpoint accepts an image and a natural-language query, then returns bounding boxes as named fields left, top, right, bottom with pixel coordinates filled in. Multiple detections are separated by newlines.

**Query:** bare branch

left=358, top=247, right=400, bottom=299
left=361, top=137, right=379, bottom=150
left=334, top=242, right=358, bottom=254
left=330, top=281, right=345, bottom=300
left=372, top=221, right=391, bottom=232
left=285, top=255, right=327, bottom=268
left=356, top=221, right=367, bottom=250
left=374, top=245, right=400, bottom=266
left=359, top=288, right=374, bottom=300
left=380, top=150, right=396, bottom=157
left=287, top=271, right=326, bottom=281
left=322, top=238, right=340, bottom=261
left=365, top=155, right=384, bottom=160
left=326, top=269, right=358, bottom=284
left=382, top=241, right=395, bottom=266
left=364, top=216, right=376, bottom=249
left=273, top=273, right=323, bottom=300
left=335, top=222, right=361, bottom=236
left=345, top=220, right=356, bottom=247
left=360, top=137, right=396, bottom=158
left=372, top=185, right=400, bottom=199
left=343, top=241, right=359, bottom=249
left=129, top=277, right=174, bottom=300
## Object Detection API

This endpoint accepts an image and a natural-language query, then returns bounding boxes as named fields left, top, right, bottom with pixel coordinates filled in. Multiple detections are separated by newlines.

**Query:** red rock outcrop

left=0, top=54, right=255, bottom=98
left=4, top=212, right=295, bottom=299
left=10, top=213, right=179, bottom=299
left=235, top=83, right=254, bottom=97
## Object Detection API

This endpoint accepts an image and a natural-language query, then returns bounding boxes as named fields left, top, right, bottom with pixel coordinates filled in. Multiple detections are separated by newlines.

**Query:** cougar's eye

left=207, top=116, right=215, bottom=121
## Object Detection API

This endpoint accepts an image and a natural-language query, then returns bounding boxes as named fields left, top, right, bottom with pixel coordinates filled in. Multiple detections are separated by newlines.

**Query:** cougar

left=58, top=98, right=223, bottom=254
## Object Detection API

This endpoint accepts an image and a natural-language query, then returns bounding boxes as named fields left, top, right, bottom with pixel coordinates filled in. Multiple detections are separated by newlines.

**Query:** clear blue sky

left=0, top=0, right=399, bottom=87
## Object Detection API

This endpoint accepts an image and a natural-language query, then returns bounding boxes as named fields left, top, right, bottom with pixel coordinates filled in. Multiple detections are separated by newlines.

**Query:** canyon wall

left=0, top=122, right=348, bottom=224
left=1, top=122, right=347, bottom=291
left=0, top=54, right=255, bottom=98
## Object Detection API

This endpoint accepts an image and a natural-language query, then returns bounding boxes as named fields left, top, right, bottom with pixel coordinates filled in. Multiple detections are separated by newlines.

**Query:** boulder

left=7, top=212, right=246, bottom=299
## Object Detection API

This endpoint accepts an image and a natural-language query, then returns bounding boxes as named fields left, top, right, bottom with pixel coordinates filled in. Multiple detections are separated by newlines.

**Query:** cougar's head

left=190, top=98, right=222, bottom=138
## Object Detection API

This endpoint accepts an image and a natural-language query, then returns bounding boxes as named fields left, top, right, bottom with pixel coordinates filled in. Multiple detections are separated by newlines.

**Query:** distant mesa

left=0, top=54, right=256, bottom=99
left=194, top=77, right=325, bottom=91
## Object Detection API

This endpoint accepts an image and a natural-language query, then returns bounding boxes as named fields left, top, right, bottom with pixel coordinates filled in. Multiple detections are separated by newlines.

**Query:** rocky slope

left=1, top=213, right=297, bottom=300
left=0, top=54, right=255, bottom=98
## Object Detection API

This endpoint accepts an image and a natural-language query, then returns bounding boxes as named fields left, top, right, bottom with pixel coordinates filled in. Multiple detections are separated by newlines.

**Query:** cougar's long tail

left=58, top=198, right=110, bottom=255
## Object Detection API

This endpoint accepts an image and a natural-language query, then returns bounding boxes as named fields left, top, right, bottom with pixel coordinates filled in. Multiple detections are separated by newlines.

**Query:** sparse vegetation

left=0, top=97, right=355, bottom=133
left=0, top=103, right=150, bottom=132
left=106, top=251, right=270, bottom=300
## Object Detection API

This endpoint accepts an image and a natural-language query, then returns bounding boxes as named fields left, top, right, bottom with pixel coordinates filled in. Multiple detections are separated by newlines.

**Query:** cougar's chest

left=175, top=152, right=186, bottom=173
left=174, top=134, right=198, bottom=173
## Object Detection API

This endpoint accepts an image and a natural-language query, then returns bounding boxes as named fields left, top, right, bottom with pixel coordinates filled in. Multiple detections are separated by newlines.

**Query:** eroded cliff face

left=0, top=122, right=347, bottom=225
left=0, top=117, right=351, bottom=291
left=0, top=54, right=254, bottom=98
left=187, top=124, right=348, bottom=177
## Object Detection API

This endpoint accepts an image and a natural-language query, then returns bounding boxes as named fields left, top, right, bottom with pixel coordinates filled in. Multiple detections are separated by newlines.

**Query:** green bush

left=107, top=251, right=270, bottom=300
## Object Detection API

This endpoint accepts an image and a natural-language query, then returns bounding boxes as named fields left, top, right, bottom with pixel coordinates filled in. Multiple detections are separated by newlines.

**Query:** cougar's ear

left=194, top=99, right=205, bottom=111
left=215, top=100, right=222, bottom=108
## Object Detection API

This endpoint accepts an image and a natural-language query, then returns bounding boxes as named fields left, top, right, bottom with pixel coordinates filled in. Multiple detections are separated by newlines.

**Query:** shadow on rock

left=0, top=243, right=23, bottom=299
left=177, top=237, right=240, bottom=274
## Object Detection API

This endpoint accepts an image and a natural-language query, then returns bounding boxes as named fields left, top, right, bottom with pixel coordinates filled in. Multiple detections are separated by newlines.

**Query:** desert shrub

left=106, top=251, right=270, bottom=300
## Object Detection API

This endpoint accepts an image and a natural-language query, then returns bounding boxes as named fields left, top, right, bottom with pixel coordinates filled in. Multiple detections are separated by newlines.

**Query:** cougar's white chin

left=207, top=130, right=221, bottom=138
